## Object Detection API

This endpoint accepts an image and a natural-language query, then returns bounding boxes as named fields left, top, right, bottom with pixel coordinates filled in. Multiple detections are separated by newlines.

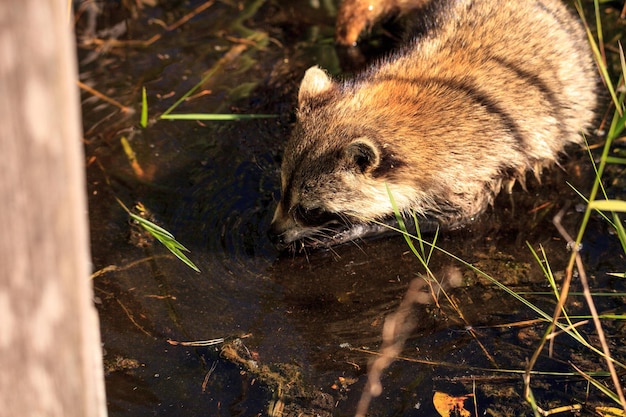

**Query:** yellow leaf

left=596, top=406, right=626, bottom=417
left=433, top=391, right=472, bottom=417
left=588, top=199, right=626, bottom=213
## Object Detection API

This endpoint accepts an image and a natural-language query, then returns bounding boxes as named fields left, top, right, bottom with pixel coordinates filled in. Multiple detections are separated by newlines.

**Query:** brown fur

left=269, top=0, right=597, bottom=250
left=336, top=0, right=430, bottom=46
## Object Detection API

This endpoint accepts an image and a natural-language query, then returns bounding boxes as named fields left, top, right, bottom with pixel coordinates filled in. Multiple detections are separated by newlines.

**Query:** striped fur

left=269, top=0, right=597, bottom=250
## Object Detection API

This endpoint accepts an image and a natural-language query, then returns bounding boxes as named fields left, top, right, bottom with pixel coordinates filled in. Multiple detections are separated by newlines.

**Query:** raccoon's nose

left=267, top=222, right=286, bottom=249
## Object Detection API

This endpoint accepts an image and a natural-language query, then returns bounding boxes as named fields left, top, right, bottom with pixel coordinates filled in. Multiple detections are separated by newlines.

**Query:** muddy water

left=77, top=1, right=626, bottom=416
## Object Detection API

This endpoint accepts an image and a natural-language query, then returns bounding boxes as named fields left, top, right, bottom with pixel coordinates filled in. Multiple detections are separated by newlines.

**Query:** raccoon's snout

left=268, top=202, right=348, bottom=250
left=267, top=221, right=287, bottom=249
left=268, top=203, right=292, bottom=249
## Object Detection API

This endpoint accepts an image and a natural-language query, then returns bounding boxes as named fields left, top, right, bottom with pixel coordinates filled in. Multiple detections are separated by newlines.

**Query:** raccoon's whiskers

left=349, top=237, right=366, bottom=255
left=303, top=246, right=310, bottom=263
left=326, top=241, right=342, bottom=259
left=313, top=228, right=344, bottom=257
left=338, top=212, right=355, bottom=228
left=295, top=240, right=311, bottom=262
left=305, top=234, right=327, bottom=247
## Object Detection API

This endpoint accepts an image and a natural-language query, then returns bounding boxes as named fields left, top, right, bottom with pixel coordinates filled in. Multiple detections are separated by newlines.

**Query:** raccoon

left=268, top=0, right=597, bottom=250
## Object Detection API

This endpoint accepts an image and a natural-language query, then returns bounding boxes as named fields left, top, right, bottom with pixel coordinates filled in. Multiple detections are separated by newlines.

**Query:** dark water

left=77, top=1, right=626, bottom=416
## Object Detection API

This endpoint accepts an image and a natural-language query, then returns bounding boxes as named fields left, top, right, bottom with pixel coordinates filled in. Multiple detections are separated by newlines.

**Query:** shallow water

left=77, top=1, right=626, bottom=416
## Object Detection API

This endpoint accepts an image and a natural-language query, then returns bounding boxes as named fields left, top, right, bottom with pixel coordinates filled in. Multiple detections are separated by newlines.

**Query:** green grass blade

left=605, top=156, right=626, bottom=165
left=572, top=363, right=623, bottom=406
left=141, top=86, right=148, bottom=128
left=588, top=200, right=626, bottom=212
left=577, top=1, right=622, bottom=115
left=568, top=183, right=615, bottom=226
left=160, top=31, right=267, bottom=117
left=160, top=113, right=277, bottom=121
left=612, top=111, right=626, bottom=139
left=612, top=212, right=626, bottom=254
left=118, top=200, right=201, bottom=273
left=385, top=184, right=425, bottom=266
left=380, top=208, right=626, bottom=368
left=129, top=212, right=176, bottom=239
left=152, top=235, right=200, bottom=273
left=412, top=211, right=426, bottom=258
left=620, top=41, right=626, bottom=80
left=129, top=212, right=201, bottom=273
left=426, top=224, right=439, bottom=265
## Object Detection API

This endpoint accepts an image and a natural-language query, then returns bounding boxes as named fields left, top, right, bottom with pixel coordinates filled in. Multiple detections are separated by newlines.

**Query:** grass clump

left=376, top=3, right=626, bottom=414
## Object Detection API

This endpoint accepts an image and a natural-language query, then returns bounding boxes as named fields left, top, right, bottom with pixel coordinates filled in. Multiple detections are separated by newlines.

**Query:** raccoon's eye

left=293, top=205, right=336, bottom=226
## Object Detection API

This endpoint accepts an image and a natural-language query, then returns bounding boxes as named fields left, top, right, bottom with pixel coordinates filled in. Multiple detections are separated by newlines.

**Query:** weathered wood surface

left=0, top=2, right=107, bottom=417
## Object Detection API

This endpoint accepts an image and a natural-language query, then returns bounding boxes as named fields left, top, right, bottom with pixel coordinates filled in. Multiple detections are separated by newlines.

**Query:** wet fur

left=269, top=0, right=597, bottom=250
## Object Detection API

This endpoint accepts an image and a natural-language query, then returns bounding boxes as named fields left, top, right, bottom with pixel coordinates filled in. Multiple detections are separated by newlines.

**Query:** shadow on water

left=77, top=1, right=626, bottom=416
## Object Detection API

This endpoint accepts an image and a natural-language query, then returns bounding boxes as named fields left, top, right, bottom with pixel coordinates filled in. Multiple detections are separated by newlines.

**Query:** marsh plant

left=356, top=2, right=626, bottom=415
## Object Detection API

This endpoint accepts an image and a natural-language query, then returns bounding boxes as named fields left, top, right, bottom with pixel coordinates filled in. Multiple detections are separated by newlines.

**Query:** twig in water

left=78, top=80, right=133, bottom=113
left=525, top=207, right=626, bottom=410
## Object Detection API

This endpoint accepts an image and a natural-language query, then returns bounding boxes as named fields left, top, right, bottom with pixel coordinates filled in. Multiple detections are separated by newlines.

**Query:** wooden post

left=0, top=2, right=107, bottom=417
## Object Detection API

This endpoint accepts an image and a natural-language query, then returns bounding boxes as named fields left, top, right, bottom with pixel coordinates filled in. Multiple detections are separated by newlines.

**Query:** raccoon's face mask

left=268, top=67, right=407, bottom=250
left=269, top=132, right=409, bottom=250
left=268, top=138, right=384, bottom=250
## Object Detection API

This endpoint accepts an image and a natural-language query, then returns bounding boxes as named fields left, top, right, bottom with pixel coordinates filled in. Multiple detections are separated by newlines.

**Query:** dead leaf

left=596, top=406, right=626, bottom=417
left=433, top=391, right=472, bottom=417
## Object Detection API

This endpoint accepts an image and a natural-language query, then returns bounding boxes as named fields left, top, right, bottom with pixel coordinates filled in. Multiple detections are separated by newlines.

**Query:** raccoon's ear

left=345, top=138, right=380, bottom=174
left=298, top=66, right=335, bottom=110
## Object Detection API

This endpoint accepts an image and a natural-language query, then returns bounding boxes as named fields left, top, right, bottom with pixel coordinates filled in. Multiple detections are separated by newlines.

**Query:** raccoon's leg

left=336, top=0, right=431, bottom=45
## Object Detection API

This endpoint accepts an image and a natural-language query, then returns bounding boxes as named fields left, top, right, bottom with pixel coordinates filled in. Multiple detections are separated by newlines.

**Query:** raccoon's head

left=268, top=66, right=430, bottom=250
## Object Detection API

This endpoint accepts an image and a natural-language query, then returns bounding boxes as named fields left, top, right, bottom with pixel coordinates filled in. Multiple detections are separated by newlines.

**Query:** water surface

left=77, top=1, right=626, bottom=415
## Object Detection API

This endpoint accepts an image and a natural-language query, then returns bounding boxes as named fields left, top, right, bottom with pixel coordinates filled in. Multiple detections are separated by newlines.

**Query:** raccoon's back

left=374, top=0, right=596, bottom=166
